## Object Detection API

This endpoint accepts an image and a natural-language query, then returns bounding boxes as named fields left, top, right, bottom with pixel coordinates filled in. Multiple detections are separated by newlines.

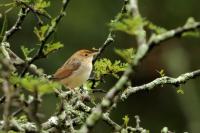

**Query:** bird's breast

left=61, top=62, right=92, bottom=89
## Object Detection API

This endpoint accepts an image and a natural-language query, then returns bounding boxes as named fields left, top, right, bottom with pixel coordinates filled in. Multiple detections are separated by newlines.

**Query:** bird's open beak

left=91, top=50, right=99, bottom=56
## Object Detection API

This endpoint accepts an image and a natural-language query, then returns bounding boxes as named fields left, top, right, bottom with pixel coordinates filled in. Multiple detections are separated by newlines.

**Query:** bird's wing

left=52, top=58, right=81, bottom=80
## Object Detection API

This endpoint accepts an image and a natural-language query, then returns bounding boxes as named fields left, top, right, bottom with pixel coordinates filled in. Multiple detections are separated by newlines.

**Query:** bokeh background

left=0, top=0, right=200, bottom=132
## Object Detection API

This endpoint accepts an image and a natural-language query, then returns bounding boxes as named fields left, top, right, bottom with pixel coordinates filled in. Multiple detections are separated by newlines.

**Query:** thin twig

left=1, top=7, right=29, bottom=42
left=92, top=33, right=114, bottom=63
left=21, top=0, right=71, bottom=76
left=121, top=69, right=200, bottom=100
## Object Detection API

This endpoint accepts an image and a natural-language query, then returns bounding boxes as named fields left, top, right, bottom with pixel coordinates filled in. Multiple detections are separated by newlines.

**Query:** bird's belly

left=61, top=64, right=92, bottom=89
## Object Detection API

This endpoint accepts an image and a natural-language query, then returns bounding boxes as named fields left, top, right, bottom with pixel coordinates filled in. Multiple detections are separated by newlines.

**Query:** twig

left=0, top=119, right=37, bottom=132
left=21, top=0, right=71, bottom=76
left=102, top=113, right=121, bottom=131
left=92, top=33, right=114, bottom=63
left=121, top=69, right=200, bottom=100
left=148, top=21, right=200, bottom=49
left=78, top=1, right=144, bottom=132
left=2, top=80, right=12, bottom=131
left=78, top=0, right=200, bottom=132
left=16, top=0, right=51, bottom=19
left=1, top=7, right=29, bottom=42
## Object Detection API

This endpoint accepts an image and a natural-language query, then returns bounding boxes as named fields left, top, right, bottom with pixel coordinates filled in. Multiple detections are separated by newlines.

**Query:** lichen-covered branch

left=78, top=0, right=200, bottom=132
left=0, top=120, right=37, bottom=133
left=78, top=0, right=144, bottom=132
left=121, top=69, right=200, bottom=100
left=148, top=21, right=200, bottom=49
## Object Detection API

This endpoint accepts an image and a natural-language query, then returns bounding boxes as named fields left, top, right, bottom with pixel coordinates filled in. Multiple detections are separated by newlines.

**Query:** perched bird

left=52, top=49, right=98, bottom=89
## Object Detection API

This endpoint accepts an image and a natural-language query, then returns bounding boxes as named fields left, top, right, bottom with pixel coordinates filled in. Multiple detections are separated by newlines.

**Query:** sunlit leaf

left=110, top=15, right=146, bottom=36
left=94, top=58, right=128, bottom=79
left=115, top=48, right=135, bottom=63
left=122, top=115, right=129, bottom=127
left=34, top=24, right=49, bottom=41
left=43, top=42, right=64, bottom=55
left=21, top=46, right=34, bottom=60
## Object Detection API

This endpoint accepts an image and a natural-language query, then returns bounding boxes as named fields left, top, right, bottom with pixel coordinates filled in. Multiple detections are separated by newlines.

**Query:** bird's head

left=72, top=49, right=98, bottom=62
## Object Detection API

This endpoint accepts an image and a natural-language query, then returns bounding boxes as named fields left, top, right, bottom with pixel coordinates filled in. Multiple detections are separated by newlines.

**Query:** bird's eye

left=84, top=53, right=88, bottom=56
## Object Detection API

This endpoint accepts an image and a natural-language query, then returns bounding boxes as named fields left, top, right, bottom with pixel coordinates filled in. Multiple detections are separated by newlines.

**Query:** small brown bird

left=52, top=49, right=98, bottom=89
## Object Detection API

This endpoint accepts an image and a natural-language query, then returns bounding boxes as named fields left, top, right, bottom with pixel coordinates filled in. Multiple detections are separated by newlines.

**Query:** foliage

left=115, top=48, right=135, bottom=63
left=21, top=46, right=35, bottom=60
left=0, top=0, right=200, bottom=132
left=176, top=86, right=185, bottom=95
left=10, top=73, right=61, bottom=94
left=146, top=21, right=167, bottom=34
left=156, top=69, right=165, bottom=77
left=182, top=17, right=200, bottom=38
left=34, top=24, right=49, bottom=41
left=43, top=42, right=64, bottom=56
left=110, top=14, right=146, bottom=36
left=94, top=58, right=128, bottom=79
left=122, top=115, right=130, bottom=128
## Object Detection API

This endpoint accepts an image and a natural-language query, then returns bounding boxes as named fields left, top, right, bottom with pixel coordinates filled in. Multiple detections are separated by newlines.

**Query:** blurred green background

left=0, top=0, right=200, bottom=132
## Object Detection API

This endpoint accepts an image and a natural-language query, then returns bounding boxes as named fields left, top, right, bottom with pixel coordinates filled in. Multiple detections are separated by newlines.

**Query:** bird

left=52, top=49, right=98, bottom=89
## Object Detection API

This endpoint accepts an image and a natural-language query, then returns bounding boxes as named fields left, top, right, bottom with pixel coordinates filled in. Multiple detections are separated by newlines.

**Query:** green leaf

left=43, top=42, right=64, bottom=55
left=10, top=73, right=61, bottom=95
left=21, top=46, right=34, bottom=60
left=182, top=17, right=200, bottom=38
left=94, top=58, right=128, bottom=79
left=185, top=17, right=197, bottom=27
left=34, top=0, right=50, bottom=11
left=110, top=15, right=146, bottom=36
left=146, top=21, right=167, bottom=34
left=177, top=87, right=184, bottom=95
left=34, top=24, right=49, bottom=41
left=122, top=115, right=129, bottom=127
left=182, top=31, right=200, bottom=38
left=156, top=69, right=165, bottom=77
left=115, top=48, right=135, bottom=63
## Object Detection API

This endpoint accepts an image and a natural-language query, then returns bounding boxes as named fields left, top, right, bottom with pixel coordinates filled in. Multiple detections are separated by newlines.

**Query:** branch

left=16, top=0, right=51, bottom=20
left=92, top=33, right=114, bottom=63
left=78, top=0, right=200, bottom=131
left=102, top=113, right=121, bottom=131
left=21, top=0, right=71, bottom=76
left=148, top=21, right=200, bottom=49
left=121, top=69, right=200, bottom=100
left=78, top=1, right=146, bottom=132
left=1, top=7, right=29, bottom=42
left=0, top=119, right=37, bottom=133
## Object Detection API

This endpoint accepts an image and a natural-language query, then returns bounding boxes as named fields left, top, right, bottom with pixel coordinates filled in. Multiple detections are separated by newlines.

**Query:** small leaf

left=9, top=73, right=61, bottom=95
left=21, top=46, right=34, bottom=60
left=94, top=58, right=128, bottom=79
left=43, top=42, right=64, bottom=55
left=122, top=115, right=129, bottom=127
left=34, top=24, right=49, bottom=41
left=182, top=31, right=200, bottom=38
left=182, top=17, right=200, bottom=38
left=146, top=21, right=167, bottom=34
left=34, top=0, right=50, bottom=11
left=110, top=15, right=146, bottom=36
left=115, top=48, right=135, bottom=63
left=177, top=87, right=184, bottom=95
left=156, top=69, right=165, bottom=77
left=185, top=17, right=197, bottom=27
